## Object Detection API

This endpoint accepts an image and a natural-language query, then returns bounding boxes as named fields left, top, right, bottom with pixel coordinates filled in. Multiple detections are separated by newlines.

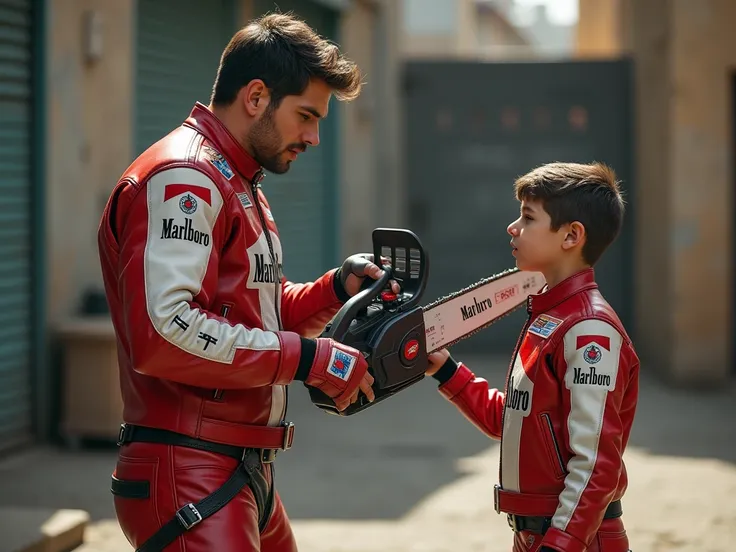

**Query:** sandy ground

left=1, top=356, right=734, bottom=552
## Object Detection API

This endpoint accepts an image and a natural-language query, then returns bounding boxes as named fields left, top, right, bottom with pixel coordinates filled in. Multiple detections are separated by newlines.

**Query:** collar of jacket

left=184, top=102, right=263, bottom=184
left=528, top=267, right=598, bottom=314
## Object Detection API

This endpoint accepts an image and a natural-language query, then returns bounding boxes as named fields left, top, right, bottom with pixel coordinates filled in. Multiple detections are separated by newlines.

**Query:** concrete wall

left=668, top=0, right=736, bottom=384
left=337, top=1, right=379, bottom=255
left=631, top=0, right=736, bottom=386
left=338, top=0, right=404, bottom=257
left=575, top=0, right=624, bottom=58
left=578, top=0, right=735, bottom=385
left=627, top=0, right=675, bottom=382
left=46, top=0, right=134, bottom=325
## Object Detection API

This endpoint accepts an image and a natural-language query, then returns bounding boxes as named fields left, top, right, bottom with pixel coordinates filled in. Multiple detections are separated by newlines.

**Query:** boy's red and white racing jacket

left=435, top=269, right=640, bottom=552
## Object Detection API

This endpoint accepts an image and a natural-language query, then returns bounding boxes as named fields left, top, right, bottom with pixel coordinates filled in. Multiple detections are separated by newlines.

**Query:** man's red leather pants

left=112, top=442, right=298, bottom=551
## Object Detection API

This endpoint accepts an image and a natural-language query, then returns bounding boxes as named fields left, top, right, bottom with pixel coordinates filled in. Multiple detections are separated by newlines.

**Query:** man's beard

left=247, top=107, right=305, bottom=175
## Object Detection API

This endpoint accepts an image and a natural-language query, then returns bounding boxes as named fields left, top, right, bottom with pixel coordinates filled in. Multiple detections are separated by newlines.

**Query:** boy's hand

left=426, top=349, right=450, bottom=376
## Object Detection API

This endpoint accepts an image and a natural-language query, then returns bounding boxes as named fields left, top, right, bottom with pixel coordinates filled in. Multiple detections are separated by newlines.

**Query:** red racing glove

left=295, top=337, right=369, bottom=410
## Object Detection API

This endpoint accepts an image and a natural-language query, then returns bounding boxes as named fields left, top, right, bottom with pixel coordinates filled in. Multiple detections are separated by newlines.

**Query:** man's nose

left=303, top=129, right=320, bottom=147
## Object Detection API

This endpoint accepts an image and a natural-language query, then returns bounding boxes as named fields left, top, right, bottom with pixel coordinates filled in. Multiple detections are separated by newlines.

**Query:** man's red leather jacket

left=97, top=102, right=347, bottom=450
left=434, top=269, right=640, bottom=552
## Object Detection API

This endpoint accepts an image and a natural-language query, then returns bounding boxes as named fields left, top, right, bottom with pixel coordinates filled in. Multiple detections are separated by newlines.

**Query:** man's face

left=248, top=78, right=332, bottom=174
left=507, top=199, right=568, bottom=272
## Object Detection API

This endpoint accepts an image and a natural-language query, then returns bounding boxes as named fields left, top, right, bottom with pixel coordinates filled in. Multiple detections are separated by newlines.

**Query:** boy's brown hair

left=514, top=162, right=625, bottom=265
left=211, top=12, right=362, bottom=108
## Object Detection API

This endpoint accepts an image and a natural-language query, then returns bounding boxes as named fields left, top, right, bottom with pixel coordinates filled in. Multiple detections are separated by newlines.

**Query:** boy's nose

left=507, top=222, right=519, bottom=236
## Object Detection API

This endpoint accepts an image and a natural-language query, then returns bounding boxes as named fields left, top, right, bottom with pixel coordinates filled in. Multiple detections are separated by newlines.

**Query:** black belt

left=507, top=499, right=622, bottom=534
left=117, top=423, right=281, bottom=463
left=114, top=424, right=279, bottom=551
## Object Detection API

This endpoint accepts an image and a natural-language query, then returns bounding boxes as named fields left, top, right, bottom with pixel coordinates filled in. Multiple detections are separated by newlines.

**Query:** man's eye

left=301, top=113, right=310, bottom=121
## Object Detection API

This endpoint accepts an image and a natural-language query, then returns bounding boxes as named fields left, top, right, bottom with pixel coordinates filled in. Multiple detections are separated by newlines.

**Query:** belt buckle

left=261, top=449, right=277, bottom=463
left=281, top=421, right=295, bottom=450
left=116, top=423, right=126, bottom=447
left=176, top=503, right=203, bottom=530
left=493, top=484, right=501, bottom=514
left=507, top=513, right=521, bottom=533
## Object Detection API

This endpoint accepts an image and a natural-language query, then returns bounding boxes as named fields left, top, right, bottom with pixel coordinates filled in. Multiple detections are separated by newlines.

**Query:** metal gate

left=134, top=0, right=236, bottom=156
left=404, top=59, right=634, bottom=355
left=0, top=0, right=36, bottom=451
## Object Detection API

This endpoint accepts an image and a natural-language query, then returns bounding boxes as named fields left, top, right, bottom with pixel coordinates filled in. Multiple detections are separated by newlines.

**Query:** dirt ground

left=2, top=357, right=734, bottom=552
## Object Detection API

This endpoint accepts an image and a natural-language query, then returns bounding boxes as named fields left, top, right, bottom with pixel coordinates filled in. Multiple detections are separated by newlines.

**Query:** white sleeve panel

left=144, top=167, right=280, bottom=363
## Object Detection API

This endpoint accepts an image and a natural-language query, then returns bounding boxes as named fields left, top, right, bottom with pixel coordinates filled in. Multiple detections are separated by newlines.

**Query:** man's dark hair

left=514, top=162, right=626, bottom=265
left=210, top=12, right=362, bottom=108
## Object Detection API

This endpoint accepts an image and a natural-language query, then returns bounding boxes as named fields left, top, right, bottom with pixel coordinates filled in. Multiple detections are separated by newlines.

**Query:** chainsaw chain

left=421, top=267, right=528, bottom=353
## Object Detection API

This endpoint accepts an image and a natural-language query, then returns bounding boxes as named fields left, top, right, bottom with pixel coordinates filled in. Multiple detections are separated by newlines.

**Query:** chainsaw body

left=307, top=228, right=430, bottom=416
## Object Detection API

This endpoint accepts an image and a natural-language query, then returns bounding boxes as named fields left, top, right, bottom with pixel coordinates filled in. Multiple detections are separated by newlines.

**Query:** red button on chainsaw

left=381, top=291, right=397, bottom=302
left=403, top=339, right=420, bottom=361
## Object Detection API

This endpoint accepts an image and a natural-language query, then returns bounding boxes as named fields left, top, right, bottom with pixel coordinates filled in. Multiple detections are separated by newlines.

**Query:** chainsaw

left=307, top=228, right=546, bottom=416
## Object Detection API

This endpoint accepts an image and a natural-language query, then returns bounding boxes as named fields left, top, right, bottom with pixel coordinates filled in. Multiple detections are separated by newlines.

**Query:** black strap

left=136, top=453, right=260, bottom=552
left=118, top=424, right=248, bottom=462
left=603, top=499, right=623, bottom=519
left=508, top=499, right=622, bottom=534
left=111, top=475, right=150, bottom=499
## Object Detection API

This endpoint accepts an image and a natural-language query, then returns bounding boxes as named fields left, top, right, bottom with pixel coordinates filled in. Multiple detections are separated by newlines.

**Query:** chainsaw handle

left=370, top=228, right=428, bottom=310
left=321, top=268, right=392, bottom=343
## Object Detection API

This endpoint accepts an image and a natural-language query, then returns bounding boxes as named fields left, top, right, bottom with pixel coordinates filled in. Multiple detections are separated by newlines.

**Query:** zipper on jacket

left=541, top=412, right=566, bottom=476
left=498, top=296, right=534, bottom=487
left=251, top=174, right=283, bottom=332
left=251, top=174, right=289, bottom=419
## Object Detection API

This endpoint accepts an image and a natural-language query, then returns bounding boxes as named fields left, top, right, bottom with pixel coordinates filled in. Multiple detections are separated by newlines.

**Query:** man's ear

left=562, top=221, right=586, bottom=251
left=241, top=79, right=271, bottom=117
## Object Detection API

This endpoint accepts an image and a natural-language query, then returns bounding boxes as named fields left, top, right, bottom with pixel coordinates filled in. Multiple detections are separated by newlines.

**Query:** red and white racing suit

left=97, top=102, right=360, bottom=551
left=433, top=269, right=639, bottom=552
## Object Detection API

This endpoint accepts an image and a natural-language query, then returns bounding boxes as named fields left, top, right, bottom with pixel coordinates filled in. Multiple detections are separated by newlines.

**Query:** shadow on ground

left=626, top=368, right=736, bottom=464
left=0, top=355, right=733, bottom=526
left=0, top=357, right=495, bottom=523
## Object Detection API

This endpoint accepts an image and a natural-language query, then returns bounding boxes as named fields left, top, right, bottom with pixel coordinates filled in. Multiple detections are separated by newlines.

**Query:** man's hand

left=346, top=371, right=376, bottom=409
left=339, top=253, right=400, bottom=297
left=426, top=349, right=450, bottom=377
left=302, top=338, right=375, bottom=411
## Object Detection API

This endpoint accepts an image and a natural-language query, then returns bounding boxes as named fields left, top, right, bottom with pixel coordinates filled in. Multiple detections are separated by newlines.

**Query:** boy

left=426, top=162, right=639, bottom=552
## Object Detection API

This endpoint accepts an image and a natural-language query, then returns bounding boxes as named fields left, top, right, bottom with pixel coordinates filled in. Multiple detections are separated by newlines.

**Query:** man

left=98, top=13, right=394, bottom=552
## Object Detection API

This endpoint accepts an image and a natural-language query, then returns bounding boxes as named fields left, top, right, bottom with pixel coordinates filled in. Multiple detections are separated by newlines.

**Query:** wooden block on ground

left=0, top=507, right=89, bottom=552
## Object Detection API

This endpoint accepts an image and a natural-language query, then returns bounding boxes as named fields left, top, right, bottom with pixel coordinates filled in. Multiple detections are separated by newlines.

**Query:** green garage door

left=134, top=0, right=236, bottom=156
left=254, top=0, right=340, bottom=283
left=0, top=0, right=35, bottom=452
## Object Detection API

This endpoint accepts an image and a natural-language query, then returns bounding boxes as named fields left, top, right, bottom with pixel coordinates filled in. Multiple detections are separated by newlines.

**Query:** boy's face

left=507, top=199, right=570, bottom=272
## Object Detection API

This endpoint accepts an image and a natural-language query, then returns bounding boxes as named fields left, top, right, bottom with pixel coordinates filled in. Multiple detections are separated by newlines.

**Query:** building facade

left=577, top=0, right=736, bottom=386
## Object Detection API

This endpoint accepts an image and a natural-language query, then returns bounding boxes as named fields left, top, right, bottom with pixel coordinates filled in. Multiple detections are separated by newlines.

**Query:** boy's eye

left=524, top=215, right=534, bottom=221
left=300, top=113, right=310, bottom=121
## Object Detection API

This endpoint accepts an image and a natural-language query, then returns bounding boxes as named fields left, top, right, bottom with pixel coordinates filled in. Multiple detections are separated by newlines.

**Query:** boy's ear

left=562, top=221, right=586, bottom=251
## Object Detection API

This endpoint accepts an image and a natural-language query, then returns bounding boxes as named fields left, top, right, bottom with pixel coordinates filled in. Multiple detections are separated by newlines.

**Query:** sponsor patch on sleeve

left=327, top=348, right=357, bottom=382
left=563, top=323, right=621, bottom=392
left=204, top=146, right=234, bottom=180
left=576, top=335, right=611, bottom=364
left=527, top=314, right=564, bottom=339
